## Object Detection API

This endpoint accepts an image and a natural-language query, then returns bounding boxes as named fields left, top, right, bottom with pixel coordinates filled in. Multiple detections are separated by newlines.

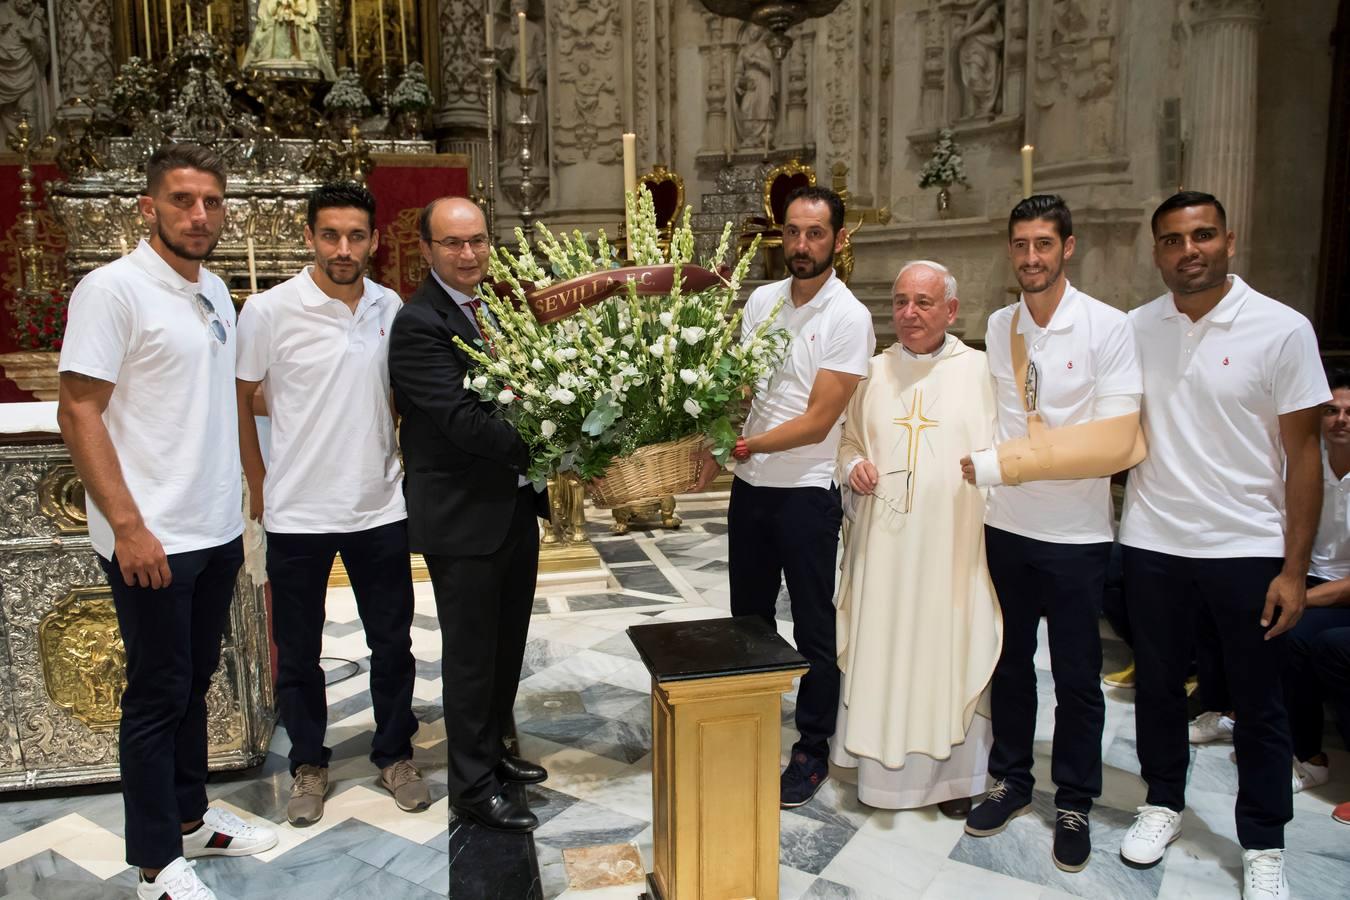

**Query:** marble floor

left=2, top=493, right=1348, bottom=899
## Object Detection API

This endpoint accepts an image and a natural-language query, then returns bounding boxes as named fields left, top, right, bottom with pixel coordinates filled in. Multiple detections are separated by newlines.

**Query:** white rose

left=497, top=388, right=516, bottom=405
left=610, top=374, right=625, bottom=391
left=472, top=375, right=488, bottom=390
left=649, top=340, right=666, bottom=358
left=554, top=387, right=577, bottom=405
left=659, top=311, right=675, bottom=329
left=560, top=347, right=579, bottom=360
left=532, top=358, right=545, bottom=371
left=462, top=375, right=472, bottom=390
left=683, top=397, right=702, bottom=416
left=540, top=419, right=557, bottom=438
left=679, top=368, right=698, bottom=385
left=680, top=326, right=706, bottom=345
left=620, top=334, right=636, bottom=348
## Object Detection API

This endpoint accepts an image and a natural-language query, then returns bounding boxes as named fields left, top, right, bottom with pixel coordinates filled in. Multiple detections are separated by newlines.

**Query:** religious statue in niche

left=0, top=0, right=51, bottom=143
left=243, top=0, right=338, bottom=81
left=955, top=0, right=1004, bottom=119
left=493, top=0, right=548, bottom=175
left=733, top=26, right=777, bottom=149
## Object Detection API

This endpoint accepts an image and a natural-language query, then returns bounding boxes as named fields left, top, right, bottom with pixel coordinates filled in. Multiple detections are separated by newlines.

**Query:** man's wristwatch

left=732, top=436, right=751, bottom=461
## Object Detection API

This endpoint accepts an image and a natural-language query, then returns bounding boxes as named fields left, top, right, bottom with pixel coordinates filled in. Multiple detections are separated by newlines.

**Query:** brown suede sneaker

left=287, top=765, right=329, bottom=827
left=380, top=759, right=431, bottom=812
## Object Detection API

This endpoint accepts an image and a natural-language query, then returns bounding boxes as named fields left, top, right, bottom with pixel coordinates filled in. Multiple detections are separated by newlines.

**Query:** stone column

left=1185, top=0, right=1263, bottom=273
left=435, top=0, right=489, bottom=171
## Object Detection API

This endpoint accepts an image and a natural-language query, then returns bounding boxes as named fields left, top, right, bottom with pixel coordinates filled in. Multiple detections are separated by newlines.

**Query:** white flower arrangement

left=918, top=128, right=972, bottom=190
left=457, top=187, right=789, bottom=484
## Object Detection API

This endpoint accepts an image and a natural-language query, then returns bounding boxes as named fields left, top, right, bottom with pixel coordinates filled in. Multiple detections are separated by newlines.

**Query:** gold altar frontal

left=0, top=435, right=276, bottom=791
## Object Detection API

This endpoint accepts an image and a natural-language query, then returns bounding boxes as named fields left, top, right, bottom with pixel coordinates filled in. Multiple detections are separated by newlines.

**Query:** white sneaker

left=1120, top=805, right=1182, bottom=868
left=136, top=857, right=216, bottom=900
left=1188, top=711, right=1236, bottom=744
left=1242, top=848, right=1290, bottom=899
left=181, top=807, right=278, bottom=858
left=1292, top=758, right=1330, bottom=794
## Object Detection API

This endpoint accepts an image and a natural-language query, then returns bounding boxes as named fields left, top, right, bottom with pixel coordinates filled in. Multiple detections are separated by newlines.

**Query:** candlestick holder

left=501, top=85, right=547, bottom=236
left=477, top=51, right=500, bottom=240
left=376, top=63, right=393, bottom=124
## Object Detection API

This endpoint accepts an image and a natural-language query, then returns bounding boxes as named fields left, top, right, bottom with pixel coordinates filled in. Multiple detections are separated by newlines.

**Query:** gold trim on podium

left=645, top=667, right=807, bottom=900
left=328, top=553, right=430, bottom=588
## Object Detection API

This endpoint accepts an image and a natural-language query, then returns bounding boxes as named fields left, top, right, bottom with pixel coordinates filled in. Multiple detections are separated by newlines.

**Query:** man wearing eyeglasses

left=235, top=182, right=427, bottom=828
left=388, top=197, right=550, bottom=833
left=57, top=143, right=277, bottom=900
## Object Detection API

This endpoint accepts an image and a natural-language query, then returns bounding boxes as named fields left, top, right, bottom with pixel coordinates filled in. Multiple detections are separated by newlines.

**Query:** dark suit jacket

left=389, top=276, right=546, bottom=556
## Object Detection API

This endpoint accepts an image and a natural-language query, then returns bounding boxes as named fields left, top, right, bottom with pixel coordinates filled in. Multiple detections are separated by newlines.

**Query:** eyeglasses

left=1024, top=359, right=1039, bottom=413
left=193, top=292, right=227, bottom=344
left=868, top=469, right=912, bottom=517
left=428, top=235, right=490, bottom=253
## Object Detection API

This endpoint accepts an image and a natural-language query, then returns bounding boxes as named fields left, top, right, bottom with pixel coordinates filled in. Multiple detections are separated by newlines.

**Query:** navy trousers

left=101, top=537, right=243, bottom=869
left=727, top=477, right=843, bottom=760
left=984, top=526, right=1111, bottom=813
left=1124, top=547, right=1291, bottom=850
left=266, top=520, right=418, bottom=776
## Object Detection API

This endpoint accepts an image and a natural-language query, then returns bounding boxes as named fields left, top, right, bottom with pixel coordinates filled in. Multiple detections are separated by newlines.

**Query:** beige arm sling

left=997, top=307, right=1147, bottom=486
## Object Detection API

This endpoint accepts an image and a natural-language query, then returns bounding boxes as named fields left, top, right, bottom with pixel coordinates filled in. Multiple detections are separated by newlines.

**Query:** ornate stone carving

left=732, top=23, right=778, bottom=148
left=955, top=0, right=1004, bottom=119
left=54, top=0, right=115, bottom=106
left=1004, top=0, right=1027, bottom=115
left=38, top=588, right=125, bottom=730
left=701, top=16, right=730, bottom=155
left=436, top=0, right=488, bottom=129
left=823, top=0, right=855, bottom=157
left=550, top=0, right=622, bottom=165
left=1033, top=0, right=1120, bottom=161
left=0, top=0, right=52, bottom=146
left=920, top=0, right=945, bottom=127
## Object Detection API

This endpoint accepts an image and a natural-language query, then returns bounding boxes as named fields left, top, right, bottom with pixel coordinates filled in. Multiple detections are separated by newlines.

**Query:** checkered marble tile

left=3, top=495, right=1349, bottom=899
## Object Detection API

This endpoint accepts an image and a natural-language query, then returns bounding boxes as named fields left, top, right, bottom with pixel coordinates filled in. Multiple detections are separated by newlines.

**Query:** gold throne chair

left=640, top=164, right=685, bottom=253
left=739, top=158, right=816, bottom=278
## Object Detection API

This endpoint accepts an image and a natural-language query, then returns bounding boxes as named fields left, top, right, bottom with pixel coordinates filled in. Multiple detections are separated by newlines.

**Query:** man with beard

left=389, top=197, right=550, bottom=832
left=960, top=195, right=1142, bottom=874
left=58, top=143, right=277, bottom=900
left=1118, top=192, right=1327, bottom=900
left=236, top=182, right=425, bottom=827
left=725, top=185, right=876, bottom=807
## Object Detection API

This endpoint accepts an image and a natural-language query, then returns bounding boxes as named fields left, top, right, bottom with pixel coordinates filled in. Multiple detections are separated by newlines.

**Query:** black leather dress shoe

left=496, top=754, right=548, bottom=785
left=451, top=789, right=539, bottom=832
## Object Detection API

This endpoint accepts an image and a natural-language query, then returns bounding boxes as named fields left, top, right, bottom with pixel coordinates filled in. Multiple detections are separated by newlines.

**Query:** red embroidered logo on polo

left=1223, top=357, right=1230, bottom=366
left=1067, top=360, right=1074, bottom=369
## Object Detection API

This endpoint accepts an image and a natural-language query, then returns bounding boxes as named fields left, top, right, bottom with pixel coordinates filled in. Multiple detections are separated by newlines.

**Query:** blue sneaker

left=780, top=751, right=828, bottom=808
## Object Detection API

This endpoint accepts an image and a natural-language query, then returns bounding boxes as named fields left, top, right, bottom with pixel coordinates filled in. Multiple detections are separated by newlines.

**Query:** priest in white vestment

left=831, top=260, right=1002, bottom=816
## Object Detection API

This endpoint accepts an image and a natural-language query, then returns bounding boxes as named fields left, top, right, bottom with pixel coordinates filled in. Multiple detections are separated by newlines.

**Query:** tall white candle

left=119, top=235, right=129, bottom=256
left=186, top=1, right=193, bottom=33
left=165, top=0, right=174, bottom=53
left=1021, top=144, right=1034, bottom=198
left=398, top=0, right=408, bottom=66
left=142, top=0, right=153, bottom=58
left=376, top=0, right=387, bottom=67
left=246, top=236, right=259, bottom=293
left=351, top=0, right=358, bottom=65
left=516, top=12, right=528, bottom=88
left=207, top=4, right=212, bottom=35
left=485, top=11, right=493, bottom=49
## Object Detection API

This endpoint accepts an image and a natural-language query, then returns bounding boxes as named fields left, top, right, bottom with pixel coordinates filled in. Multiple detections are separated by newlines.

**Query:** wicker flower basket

left=585, top=433, right=708, bottom=508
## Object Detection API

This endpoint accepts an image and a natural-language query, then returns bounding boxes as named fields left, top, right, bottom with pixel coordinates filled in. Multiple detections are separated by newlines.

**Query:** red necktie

left=464, top=299, right=496, bottom=358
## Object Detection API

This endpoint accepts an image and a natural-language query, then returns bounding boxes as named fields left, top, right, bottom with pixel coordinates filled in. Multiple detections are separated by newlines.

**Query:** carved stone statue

left=243, top=0, right=337, bottom=81
left=0, top=0, right=51, bottom=143
left=955, top=0, right=1004, bottom=118
left=733, top=28, right=777, bottom=148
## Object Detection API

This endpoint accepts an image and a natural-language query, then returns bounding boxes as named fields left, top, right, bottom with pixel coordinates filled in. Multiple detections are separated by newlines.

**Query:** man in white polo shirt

left=961, top=195, right=1142, bottom=874
left=57, top=143, right=276, bottom=900
left=236, top=182, right=426, bottom=827
left=726, top=185, right=876, bottom=808
left=1118, top=191, right=1328, bottom=900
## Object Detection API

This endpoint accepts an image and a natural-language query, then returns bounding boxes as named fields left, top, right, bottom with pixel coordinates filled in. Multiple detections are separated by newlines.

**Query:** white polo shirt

left=1119, top=276, right=1331, bottom=558
left=736, top=271, right=876, bottom=489
left=58, top=239, right=243, bottom=560
left=236, top=267, right=406, bottom=534
left=1311, top=452, right=1350, bottom=582
left=984, top=283, right=1142, bottom=543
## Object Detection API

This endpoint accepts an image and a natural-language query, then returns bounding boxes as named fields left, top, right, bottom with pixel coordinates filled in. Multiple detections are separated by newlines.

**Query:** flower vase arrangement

left=457, top=188, right=790, bottom=505
left=323, top=67, right=371, bottom=129
left=918, top=128, right=971, bottom=215
left=390, top=63, right=433, bottom=139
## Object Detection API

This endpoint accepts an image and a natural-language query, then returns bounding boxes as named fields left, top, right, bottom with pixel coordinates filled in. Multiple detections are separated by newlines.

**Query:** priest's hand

left=848, top=459, right=879, bottom=495
left=959, top=455, right=976, bottom=484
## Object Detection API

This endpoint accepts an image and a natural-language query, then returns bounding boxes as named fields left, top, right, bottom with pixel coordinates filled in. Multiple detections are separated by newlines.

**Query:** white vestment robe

left=829, top=334, right=1002, bottom=808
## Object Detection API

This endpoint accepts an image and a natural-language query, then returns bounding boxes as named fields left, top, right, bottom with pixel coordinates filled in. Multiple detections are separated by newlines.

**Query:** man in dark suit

left=388, top=197, right=548, bottom=832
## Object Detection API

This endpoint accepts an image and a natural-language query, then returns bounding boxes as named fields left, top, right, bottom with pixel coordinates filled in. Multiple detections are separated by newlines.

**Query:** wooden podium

left=628, top=617, right=808, bottom=900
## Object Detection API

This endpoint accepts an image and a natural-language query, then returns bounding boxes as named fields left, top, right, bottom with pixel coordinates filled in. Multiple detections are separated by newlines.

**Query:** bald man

left=388, top=198, right=550, bottom=832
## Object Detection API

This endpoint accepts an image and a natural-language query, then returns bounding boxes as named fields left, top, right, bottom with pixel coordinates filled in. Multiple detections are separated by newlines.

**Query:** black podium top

left=627, top=616, right=808, bottom=683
